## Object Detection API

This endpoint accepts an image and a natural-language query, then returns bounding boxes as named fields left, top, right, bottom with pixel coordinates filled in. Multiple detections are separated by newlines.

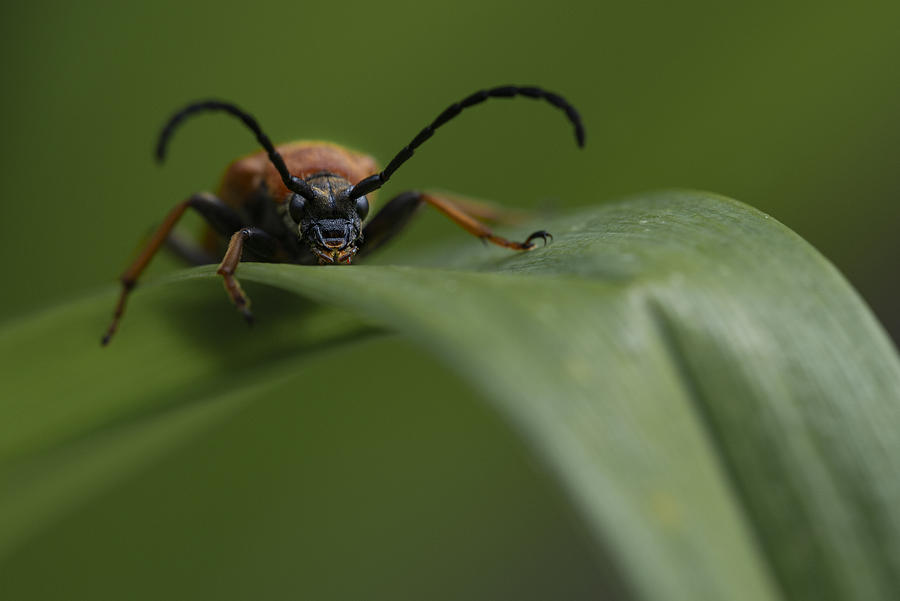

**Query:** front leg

left=357, top=190, right=551, bottom=259
left=216, top=227, right=278, bottom=324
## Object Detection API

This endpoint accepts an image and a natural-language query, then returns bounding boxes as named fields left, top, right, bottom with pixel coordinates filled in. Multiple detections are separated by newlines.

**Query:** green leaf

left=0, top=285, right=378, bottom=559
left=2, top=191, right=898, bottom=601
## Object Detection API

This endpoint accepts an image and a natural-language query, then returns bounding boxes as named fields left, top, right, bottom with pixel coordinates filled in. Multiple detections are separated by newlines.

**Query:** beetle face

left=289, top=174, right=369, bottom=264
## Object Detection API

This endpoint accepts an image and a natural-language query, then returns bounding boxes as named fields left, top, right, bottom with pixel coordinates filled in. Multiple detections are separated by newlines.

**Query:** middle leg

left=103, top=192, right=247, bottom=345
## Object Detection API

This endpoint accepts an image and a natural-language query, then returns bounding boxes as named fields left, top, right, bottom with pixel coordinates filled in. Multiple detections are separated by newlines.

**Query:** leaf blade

left=3, top=191, right=899, bottom=601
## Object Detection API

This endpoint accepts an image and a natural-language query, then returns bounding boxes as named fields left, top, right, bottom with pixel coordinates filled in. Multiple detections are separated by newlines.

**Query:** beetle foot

left=523, top=230, right=553, bottom=249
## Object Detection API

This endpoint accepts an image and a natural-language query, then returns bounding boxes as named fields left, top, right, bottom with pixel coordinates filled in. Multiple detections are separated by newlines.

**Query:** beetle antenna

left=155, top=100, right=315, bottom=199
left=348, top=85, right=585, bottom=199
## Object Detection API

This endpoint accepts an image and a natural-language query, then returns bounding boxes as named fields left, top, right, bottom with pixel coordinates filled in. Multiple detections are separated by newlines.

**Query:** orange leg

left=216, top=227, right=278, bottom=325
left=423, top=190, right=532, bottom=224
left=359, top=190, right=551, bottom=258
left=102, top=193, right=243, bottom=345
left=419, top=192, right=550, bottom=249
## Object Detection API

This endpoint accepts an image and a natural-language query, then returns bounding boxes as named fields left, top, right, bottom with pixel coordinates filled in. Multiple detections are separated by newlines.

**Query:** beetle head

left=288, top=173, right=369, bottom=264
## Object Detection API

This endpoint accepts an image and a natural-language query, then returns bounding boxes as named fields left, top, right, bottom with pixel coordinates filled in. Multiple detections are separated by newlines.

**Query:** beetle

left=102, top=85, right=585, bottom=345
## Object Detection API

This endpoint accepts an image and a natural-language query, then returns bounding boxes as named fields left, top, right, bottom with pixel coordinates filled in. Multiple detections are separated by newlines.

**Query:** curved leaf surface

left=2, top=191, right=898, bottom=601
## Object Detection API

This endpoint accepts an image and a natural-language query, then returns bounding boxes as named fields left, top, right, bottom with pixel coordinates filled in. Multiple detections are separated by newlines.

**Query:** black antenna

left=348, top=85, right=585, bottom=200
left=156, top=100, right=315, bottom=200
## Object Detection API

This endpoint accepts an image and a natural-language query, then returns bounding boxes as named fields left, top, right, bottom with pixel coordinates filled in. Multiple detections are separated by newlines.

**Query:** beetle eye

left=355, top=196, right=369, bottom=220
left=289, top=194, right=307, bottom=222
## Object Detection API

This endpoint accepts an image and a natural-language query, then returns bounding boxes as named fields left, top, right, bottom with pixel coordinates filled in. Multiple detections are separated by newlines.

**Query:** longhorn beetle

left=102, top=85, right=585, bottom=345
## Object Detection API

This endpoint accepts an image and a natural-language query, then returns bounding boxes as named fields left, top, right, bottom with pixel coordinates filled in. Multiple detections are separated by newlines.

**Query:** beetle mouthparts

left=313, top=245, right=357, bottom=265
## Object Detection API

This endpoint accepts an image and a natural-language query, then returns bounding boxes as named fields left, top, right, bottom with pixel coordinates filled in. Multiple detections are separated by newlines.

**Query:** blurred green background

left=2, top=0, right=900, bottom=598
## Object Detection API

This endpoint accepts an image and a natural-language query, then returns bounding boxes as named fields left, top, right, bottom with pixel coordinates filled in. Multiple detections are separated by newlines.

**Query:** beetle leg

left=102, top=193, right=245, bottom=345
left=216, top=227, right=278, bottom=325
left=358, top=190, right=550, bottom=258
left=165, top=232, right=218, bottom=265
left=356, top=191, right=423, bottom=257
left=419, top=190, right=533, bottom=225
left=421, top=191, right=551, bottom=249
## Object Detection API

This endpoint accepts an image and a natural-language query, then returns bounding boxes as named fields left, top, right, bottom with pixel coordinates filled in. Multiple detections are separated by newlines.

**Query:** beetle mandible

left=102, top=85, right=585, bottom=345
